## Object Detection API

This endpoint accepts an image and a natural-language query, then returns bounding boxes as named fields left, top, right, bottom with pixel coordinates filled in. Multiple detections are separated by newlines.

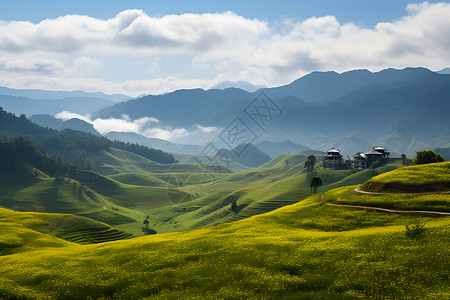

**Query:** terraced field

left=61, top=228, right=133, bottom=244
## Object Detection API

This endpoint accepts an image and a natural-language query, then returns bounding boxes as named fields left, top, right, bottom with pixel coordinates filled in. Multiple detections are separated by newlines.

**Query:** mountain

left=73, top=67, right=450, bottom=155
left=30, top=114, right=101, bottom=136
left=105, top=131, right=203, bottom=155
left=0, top=85, right=129, bottom=102
left=0, top=95, right=114, bottom=116
left=375, top=128, right=431, bottom=157
left=94, top=88, right=251, bottom=127
left=254, top=140, right=309, bottom=158
left=211, top=81, right=266, bottom=92
left=435, top=147, right=450, bottom=161
left=0, top=107, right=177, bottom=166
left=259, top=67, right=433, bottom=103
left=216, top=143, right=271, bottom=168
left=437, top=67, right=450, bottom=74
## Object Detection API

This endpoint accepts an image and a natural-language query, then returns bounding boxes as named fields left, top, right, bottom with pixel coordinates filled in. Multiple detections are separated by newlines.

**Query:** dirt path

left=327, top=202, right=450, bottom=216
left=354, top=188, right=450, bottom=195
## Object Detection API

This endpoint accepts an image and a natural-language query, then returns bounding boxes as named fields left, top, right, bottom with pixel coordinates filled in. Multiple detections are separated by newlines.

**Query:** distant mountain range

left=0, top=95, right=115, bottom=116
left=94, top=67, right=450, bottom=156
left=0, top=86, right=129, bottom=102
left=2, top=67, right=449, bottom=157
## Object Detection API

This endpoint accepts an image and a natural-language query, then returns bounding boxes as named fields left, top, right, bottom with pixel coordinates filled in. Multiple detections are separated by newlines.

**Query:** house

left=352, top=146, right=390, bottom=170
left=323, top=148, right=343, bottom=169
left=352, top=152, right=367, bottom=170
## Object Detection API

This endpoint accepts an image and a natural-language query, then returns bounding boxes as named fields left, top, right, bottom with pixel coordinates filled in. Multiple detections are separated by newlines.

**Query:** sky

left=1, top=0, right=450, bottom=98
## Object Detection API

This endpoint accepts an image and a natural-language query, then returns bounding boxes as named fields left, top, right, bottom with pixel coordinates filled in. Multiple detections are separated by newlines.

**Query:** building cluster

left=323, top=147, right=390, bottom=170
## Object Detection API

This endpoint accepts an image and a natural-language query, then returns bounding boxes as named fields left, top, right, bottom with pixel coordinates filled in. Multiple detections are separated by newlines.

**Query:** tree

left=401, top=154, right=407, bottom=165
left=54, top=171, right=64, bottom=185
left=413, top=150, right=445, bottom=165
left=231, top=201, right=237, bottom=214
left=310, top=177, right=322, bottom=194
left=307, top=155, right=316, bottom=165
left=141, top=216, right=156, bottom=235
left=304, top=156, right=316, bottom=174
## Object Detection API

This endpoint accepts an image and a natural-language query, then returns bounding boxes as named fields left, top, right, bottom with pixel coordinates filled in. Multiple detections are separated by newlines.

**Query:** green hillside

left=142, top=163, right=401, bottom=233
left=0, top=171, right=449, bottom=298
left=0, top=207, right=134, bottom=256
left=362, top=162, right=450, bottom=192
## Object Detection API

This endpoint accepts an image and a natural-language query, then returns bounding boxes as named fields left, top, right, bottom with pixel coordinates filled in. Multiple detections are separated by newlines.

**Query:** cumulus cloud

left=1, top=3, right=450, bottom=95
left=0, top=10, right=268, bottom=54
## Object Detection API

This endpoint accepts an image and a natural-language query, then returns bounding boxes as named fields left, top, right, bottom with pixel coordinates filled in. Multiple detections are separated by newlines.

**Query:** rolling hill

left=0, top=163, right=448, bottom=298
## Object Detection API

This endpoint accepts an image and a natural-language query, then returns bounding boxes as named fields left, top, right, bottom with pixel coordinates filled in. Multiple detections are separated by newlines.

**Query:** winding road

left=321, top=189, right=450, bottom=216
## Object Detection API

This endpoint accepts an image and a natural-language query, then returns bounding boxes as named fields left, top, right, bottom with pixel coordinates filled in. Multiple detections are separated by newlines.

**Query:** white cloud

left=70, top=56, right=102, bottom=76
left=195, top=124, right=218, bottom=133
left=55, top=111, right=91, bottom=122
left=1, top=3, right=450, bottom=95
left=55, top=111, right=159, bottom=134
left=0, top=10, right=268, bottom=55
left=53, top=111, right=214, bottom=144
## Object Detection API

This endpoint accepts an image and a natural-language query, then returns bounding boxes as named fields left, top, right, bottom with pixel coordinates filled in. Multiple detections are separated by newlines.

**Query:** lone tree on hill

left=307, top=155, right=317, bottom=165
left=142, top=216, right=157, bottom=235
left=413, top=150, right=445, bottom=165
left=231, top=200, right=238, bottom=214
left=401, top=154, right=407, bottom=165
left=304, top=155, right=316, bottom=174
left=310, top=177, right=322, bottom=194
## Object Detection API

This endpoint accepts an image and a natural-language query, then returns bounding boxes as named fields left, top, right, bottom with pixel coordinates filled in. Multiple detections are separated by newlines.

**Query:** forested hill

left=0, top=107, right=177, bottom=165
left=0, top=136, right=75, bottom=178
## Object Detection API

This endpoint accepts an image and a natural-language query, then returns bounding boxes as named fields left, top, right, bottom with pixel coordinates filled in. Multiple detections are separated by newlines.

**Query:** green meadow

left=0, top=147, right=449, bottom=298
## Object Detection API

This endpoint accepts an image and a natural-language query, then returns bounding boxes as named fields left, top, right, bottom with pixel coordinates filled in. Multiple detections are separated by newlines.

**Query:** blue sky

left=0, top=1, right=450, bottom=97
left=0, top=0, right=442, bottom=25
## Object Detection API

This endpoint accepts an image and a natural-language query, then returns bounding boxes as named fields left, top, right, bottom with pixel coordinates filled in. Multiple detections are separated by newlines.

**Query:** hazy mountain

left=95, top=88, right=251, bottom=127
left=30, top=114, right=101, bottom=136
left=375, top=128, right=431, bottom=157
left=0, top=107, right=176, bottom=165
left=217, top=143, right=271, bottom=168
left=254, top=140, right=309, bottom=158
left=437, top=68, right=450, bottom=74
left=259, top=67, right=433, bottom=103
left=0, top=95, right=114, bottom=116
left=0, top=85, right=129, bottom=102
left=211, top=81, right=266, bottom=92
left=9, top=67, right=447, bottom=157
left=105, top=131, right=203, bottom=155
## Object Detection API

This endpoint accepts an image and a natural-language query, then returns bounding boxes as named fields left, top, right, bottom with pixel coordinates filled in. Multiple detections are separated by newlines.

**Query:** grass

left=325, top=185, right=450, bottom=213
left=0, top=194, right=449, bottom=299
left=367, top=162, right=450, bottom=186
left=0, top=159, right=450, bottom=298
left=143, top=166, right=401, bottom=233
left=0, top=207, right=134, bottom=255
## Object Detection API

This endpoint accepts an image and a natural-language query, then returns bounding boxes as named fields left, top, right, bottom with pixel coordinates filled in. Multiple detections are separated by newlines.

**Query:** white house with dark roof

left=323, top=147, right=343, bottom=169
left=352, top=146, right=390, bottom=170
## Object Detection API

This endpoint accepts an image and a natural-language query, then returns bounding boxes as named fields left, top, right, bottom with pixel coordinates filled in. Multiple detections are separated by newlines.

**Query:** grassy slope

left=145, top=165, right=401, bottom=233
left=368, top=162, right=450, bottom=185
left=0, top=189, right=449, bottom=299
left=0, top=174, right=147, bottom=236
left=0, top=208, right=134, bottom=256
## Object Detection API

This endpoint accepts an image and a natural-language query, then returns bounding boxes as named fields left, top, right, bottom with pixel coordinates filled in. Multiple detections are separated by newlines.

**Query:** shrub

left=405, top=221, right=426, bottom=239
